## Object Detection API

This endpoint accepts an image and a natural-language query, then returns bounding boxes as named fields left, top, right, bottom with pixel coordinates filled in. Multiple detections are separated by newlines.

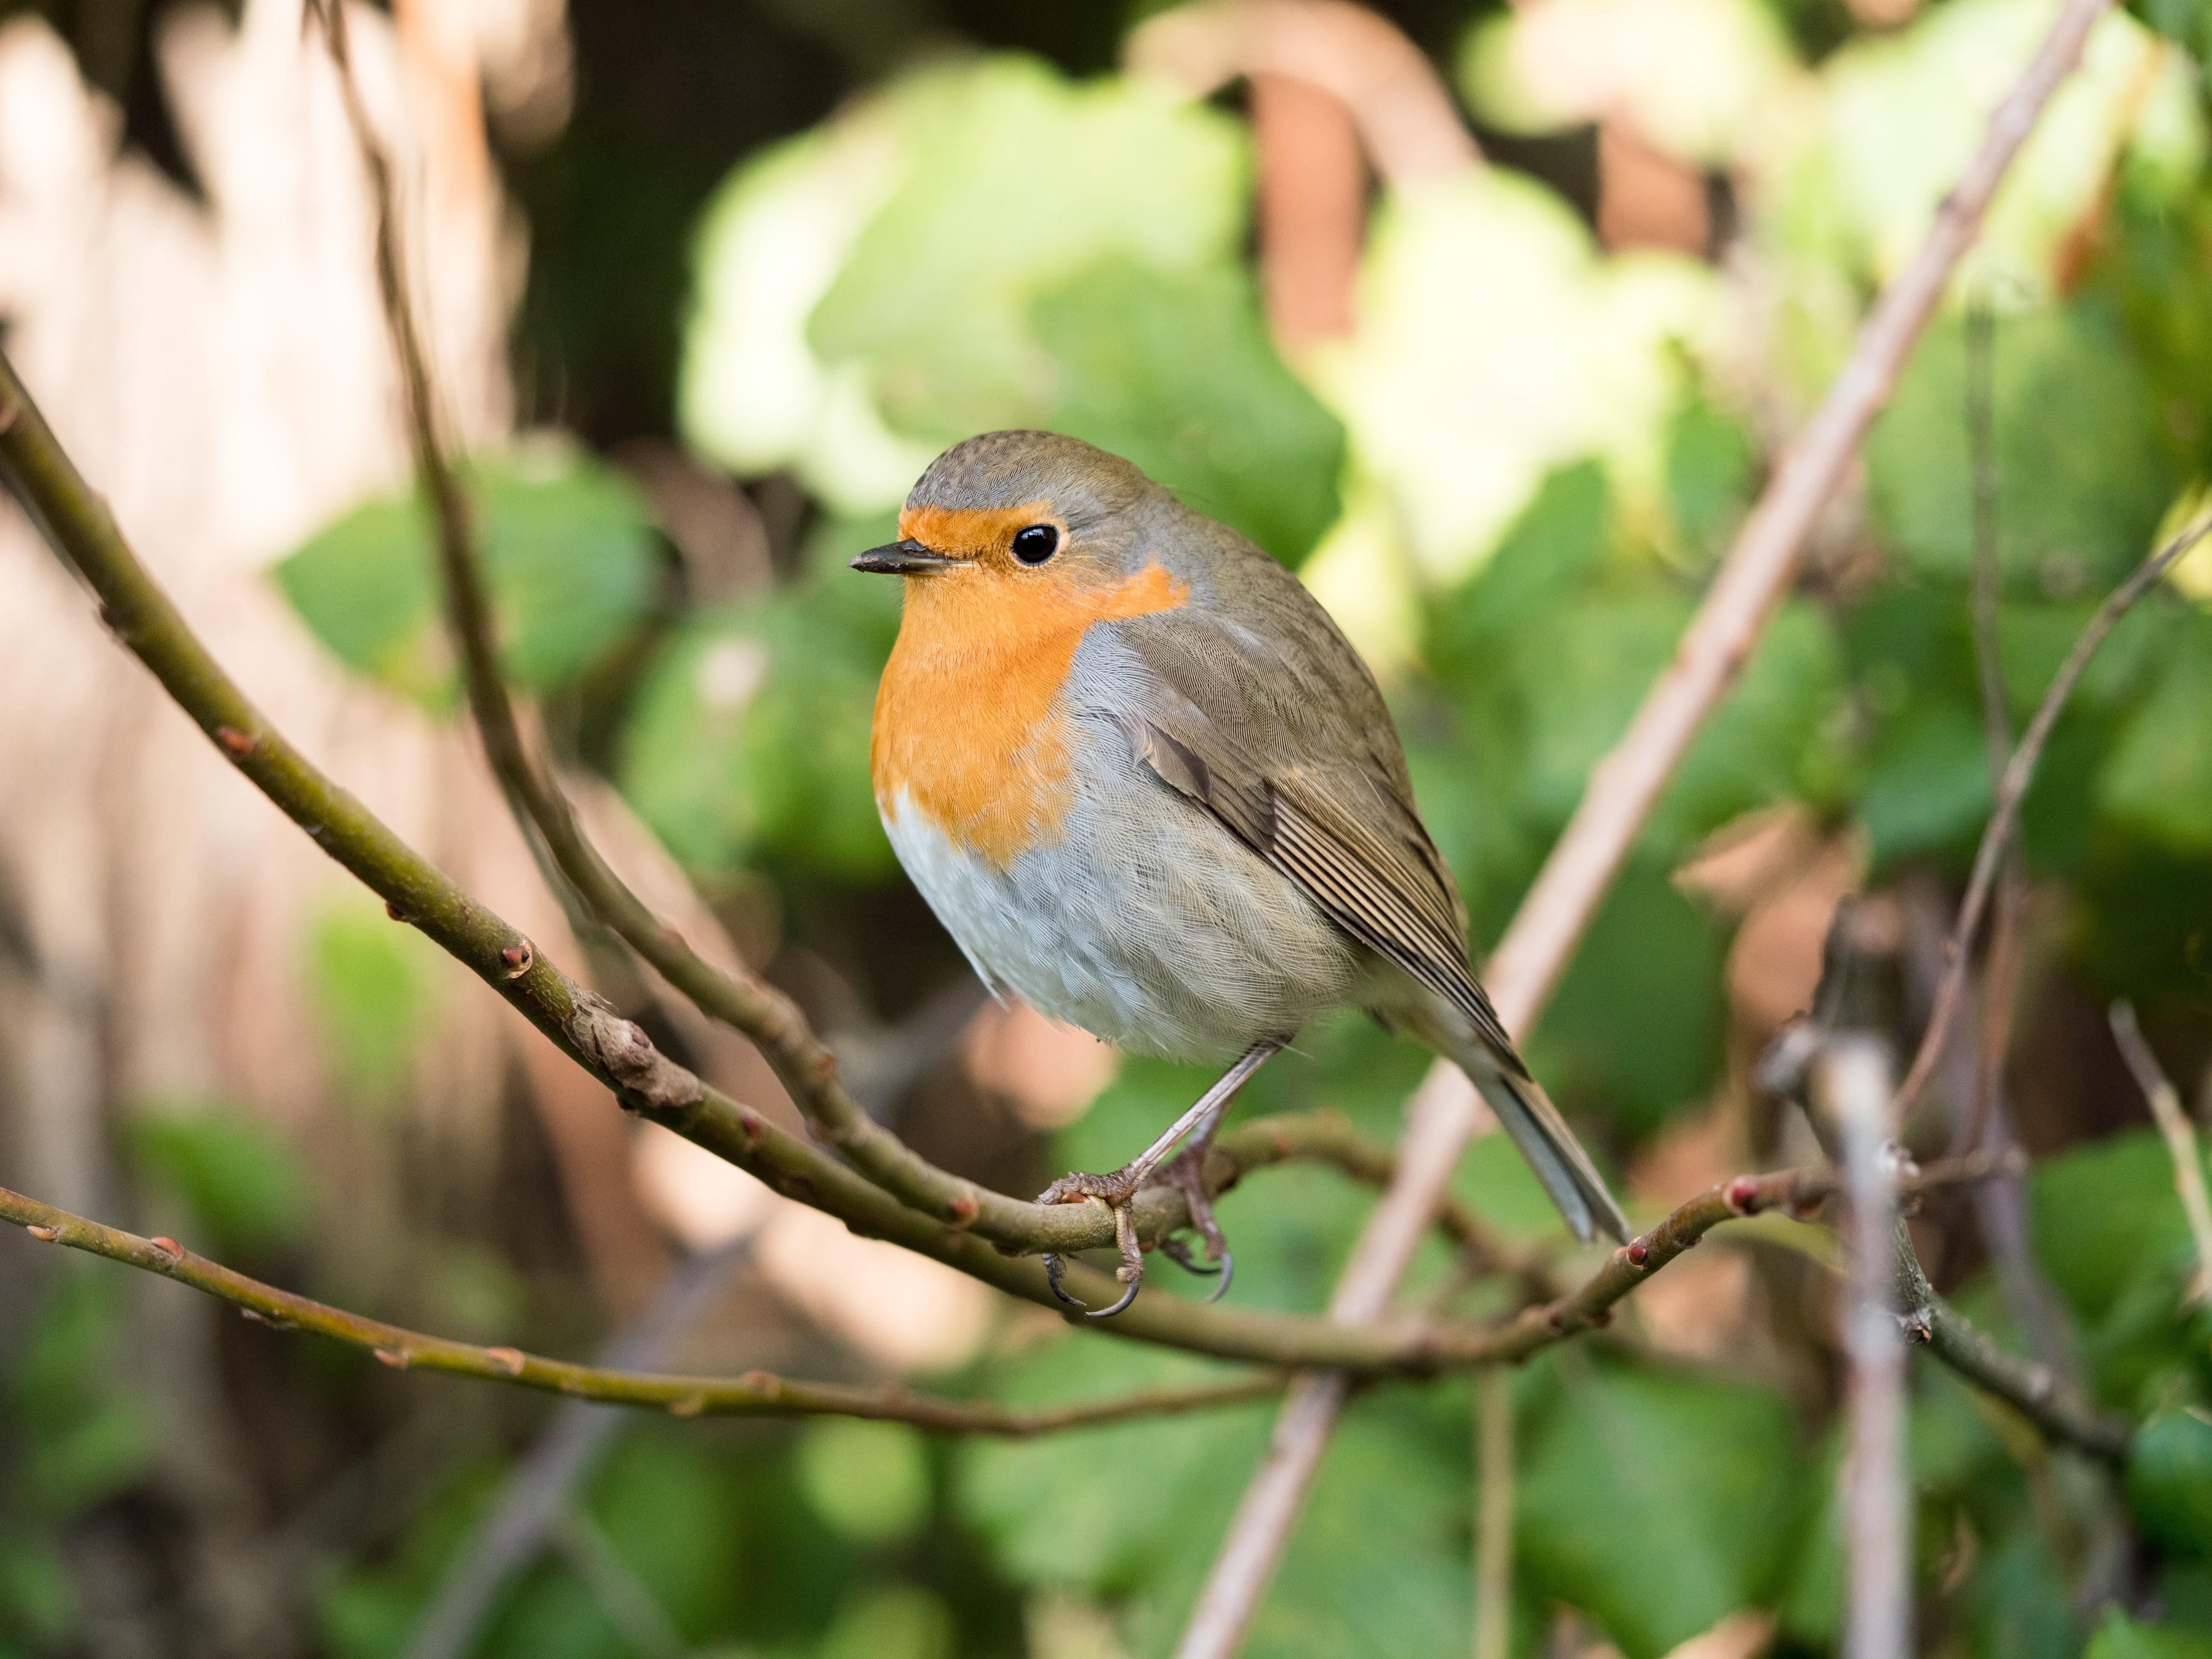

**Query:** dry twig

left=2110, top=1004, right=2212, bottom=1304
left=1179, top=1, right=2119, bottom=1648
left=0, top=1181, right=1282, bottom=1435
left=0, top=339, right=1618, bottom=1376
left=1891, top=503, right=2212, bottom=1123
left=1472, top=1369, right=1513, bottom=1659
left=1822, top=1039, right=1912, bottom=1659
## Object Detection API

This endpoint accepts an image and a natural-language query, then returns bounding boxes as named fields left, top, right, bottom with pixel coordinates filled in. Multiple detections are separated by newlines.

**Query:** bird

left=853, top=431, right=1627, bottom=1316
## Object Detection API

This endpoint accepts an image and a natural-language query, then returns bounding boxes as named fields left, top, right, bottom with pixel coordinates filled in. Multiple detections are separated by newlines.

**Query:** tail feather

left=1459, top=1057, right=1629, bottom=1245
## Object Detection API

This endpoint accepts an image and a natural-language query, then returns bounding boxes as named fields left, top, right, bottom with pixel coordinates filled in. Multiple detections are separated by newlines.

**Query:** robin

left=855, top=431, right=1627, bottom=1316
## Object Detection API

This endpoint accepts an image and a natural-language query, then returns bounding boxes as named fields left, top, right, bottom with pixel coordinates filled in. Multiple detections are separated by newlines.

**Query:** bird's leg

left=1154, top=1098, right=1234, bottom=1301
left=1039, top=1036, right=1285, bottom=1318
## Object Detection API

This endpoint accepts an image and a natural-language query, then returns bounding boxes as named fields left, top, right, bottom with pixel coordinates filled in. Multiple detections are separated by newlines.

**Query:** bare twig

left=1472, top=1369, right=1513, bottom=1659
left=1126, top=0, right=1479, bottom=186
left=0, top=344, right=1686, bottom=1375
left=311, top=0, right=1202, bottom=1269
left=1822, top=1039, right=1912, bottom=1659
left=1892, top=504, right=2212, bottom=1122
left=1961, top=298, right=2029, bottom=1160
left=0, top=1183, right=1283, bottom=1434
left=1180, top=1, right=2118, bottom=1646
left=405, top=1239, right=755, bottom=1659
left=2110, top=1004, right=2212, bottom=1304
left=0, top=1148, right=2022, bottom=1420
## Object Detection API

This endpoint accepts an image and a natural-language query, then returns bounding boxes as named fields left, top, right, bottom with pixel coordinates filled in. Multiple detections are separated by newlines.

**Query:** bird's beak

left=850, top=538, right=960, bottom=576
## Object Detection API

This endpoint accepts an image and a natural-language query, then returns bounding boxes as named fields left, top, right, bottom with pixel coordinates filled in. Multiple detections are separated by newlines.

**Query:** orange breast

left=872, top=555, right=1188, bottom=867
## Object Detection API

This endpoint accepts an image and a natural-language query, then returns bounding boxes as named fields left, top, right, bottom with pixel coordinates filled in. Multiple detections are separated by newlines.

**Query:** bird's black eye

left=1011, top=524, right=1059, bottom=565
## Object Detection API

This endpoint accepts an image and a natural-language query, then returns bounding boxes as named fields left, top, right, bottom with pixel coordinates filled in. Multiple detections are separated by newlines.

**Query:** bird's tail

left=1451, top=1045, right=1630, bottom=1245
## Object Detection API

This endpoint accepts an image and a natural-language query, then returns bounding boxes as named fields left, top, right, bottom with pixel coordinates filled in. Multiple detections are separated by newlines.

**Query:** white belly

left=878, top=744, right=1372, bottom=1062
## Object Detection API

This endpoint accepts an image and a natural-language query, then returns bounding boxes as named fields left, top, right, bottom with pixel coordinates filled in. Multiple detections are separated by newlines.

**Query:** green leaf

left=797, top=1420, right=932, bottom=1544
left=2100, top=612, right=2212, bottom=853
left=274, top=446, right=658, bottom=706
left=306, top=899, right=440, bottom=1104
left=2030, top=1128, right=2198, bottom=1324
left=1533, top=859, right=1726, bottom=1139
left=2129, top=1408, right=2212, bottom=1560
left=1650, top=598, right=1845, bottom=854
left=1866, top=305, right=2179, bottom=598
left=7, top=1265, right=156, bottom=1519
left=1515, top=1355, right=1801, bottom=1659
left=960, top=1338, right=1274, bottom=1597
left=1857, top=696, right=1991, bottom=870
left=1030, top=258, right=1345, bottom=562
left=2090, top=1607, right=2212, bottom=1659
left=808, top=57, right=1246, bottom=445
left=619, top=524, right=898, bottom=881
left=1429, top=462, right=1613, bottom=671
left=125, top=1101, right=313, bottom=1254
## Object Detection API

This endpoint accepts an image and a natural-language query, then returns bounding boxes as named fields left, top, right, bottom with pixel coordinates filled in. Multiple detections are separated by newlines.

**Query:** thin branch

left=406, top=1239, right=756, bottom=1659
left=1822, top=1038, right=1912, bottom=1659
left=1891, top=504, right=2212, bottom=1122
left=1962, top=297, right=2029, bottom=1159
left=0, top=1183, right=1283, bottom=1435
left=0, top=348, right=1648, bottom=1375
left=311, top=1, right=1183, bottom=1268
left=0, top=1144, right=2023, bottom=1420
left=1886, top=1228, right=2128, bottom=1463
left=1180, top=0, right=2119, bottom=1646
left=2110, top=1003, right=2212, bottom=1304
left=1472, top=1368, right=1513, bottom=1659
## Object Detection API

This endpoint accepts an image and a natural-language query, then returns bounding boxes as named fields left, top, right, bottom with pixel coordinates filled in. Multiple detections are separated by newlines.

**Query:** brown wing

left=1108, top=594, right=1529, bottom=1079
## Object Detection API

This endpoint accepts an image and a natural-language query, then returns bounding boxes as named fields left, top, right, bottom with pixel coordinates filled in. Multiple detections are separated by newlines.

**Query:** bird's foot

left=1037, top=1165, right=1147, bottom=1319
left=1153, top=1145, right=1233, bottom=1303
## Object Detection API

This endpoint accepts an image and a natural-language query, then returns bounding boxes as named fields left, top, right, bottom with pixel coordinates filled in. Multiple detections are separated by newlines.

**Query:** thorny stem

left=1891, top=506, right=2212, bottom=1125
left=0, top=1184, right=1281, bottom=1435
left=0, top=346, right=1606, bottom=1375
left=313, top=0, right=1130, bottom=1264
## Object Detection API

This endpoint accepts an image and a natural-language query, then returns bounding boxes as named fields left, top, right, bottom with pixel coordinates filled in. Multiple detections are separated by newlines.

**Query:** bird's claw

left=1156, top=1146, right=1234, bottom=1303
left=1034, top=1144, right=1238, bottom=1316
left=1037, top=1166, right=1146, bottom=1318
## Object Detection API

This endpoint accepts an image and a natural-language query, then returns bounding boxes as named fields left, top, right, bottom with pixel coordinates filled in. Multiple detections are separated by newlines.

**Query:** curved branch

left=0, top=348, right=1529, bottom=1374
left=315, top=1, right=1244, bottom=1270
left=0, top=1185, right=1281, bottom=1436
left=1892, top=506, right=2212, bottom=1120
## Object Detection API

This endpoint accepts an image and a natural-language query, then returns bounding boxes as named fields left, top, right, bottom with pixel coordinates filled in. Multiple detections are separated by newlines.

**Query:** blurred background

left=1, top=0, right=2211, bottom=1654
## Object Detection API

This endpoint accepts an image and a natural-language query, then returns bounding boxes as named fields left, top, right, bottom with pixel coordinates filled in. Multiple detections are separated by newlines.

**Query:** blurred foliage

left=276, top=446, right=661, bottom=708
left=26, top=0, right=2202, bottom=1653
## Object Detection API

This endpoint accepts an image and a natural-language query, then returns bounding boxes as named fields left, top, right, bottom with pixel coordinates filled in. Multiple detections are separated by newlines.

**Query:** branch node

left=149, top=1236, right=183, bottom=1263
left=1724, top=1176, right=1763, bottom=1216
left=565, top=991, right=705, bottom=1114
left=739, top=1369, right=777, bottom=1396
left=499, top=940, right=534, bottom=978
left=374, top=1347, right=411, bottom=1369
left=486, top=1346, right=526, bottom=1377
left=384, top=899, right=406, bottom=922
left=669, top=1394, right=706, bottom=1417
left=1900, top=1307, right=1935, bottom=1346
left=25, top=1224, right=58, bottom=1243
left=1624, top=1239, right=1650, bottom=1268
left=946, top=1191, right=981, bottom=1231
left=213, top=724, right=258, bottom=760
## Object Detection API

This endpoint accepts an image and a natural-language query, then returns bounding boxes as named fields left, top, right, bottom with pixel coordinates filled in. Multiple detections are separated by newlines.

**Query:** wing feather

left=1109, top=605, right=1526, bottom=1076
